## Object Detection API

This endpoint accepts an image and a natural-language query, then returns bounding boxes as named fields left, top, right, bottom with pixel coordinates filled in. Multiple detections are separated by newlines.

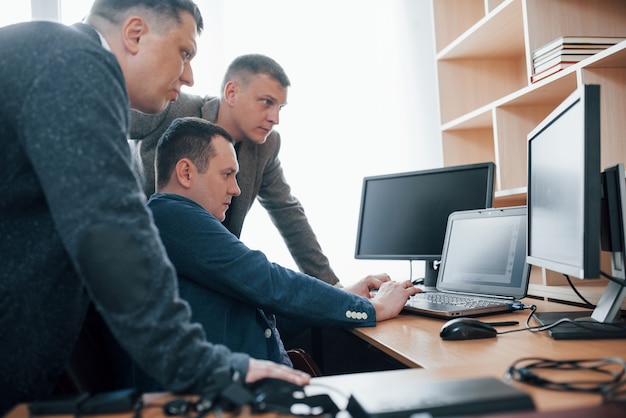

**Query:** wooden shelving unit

left=431, top=0, right=626, bottom=306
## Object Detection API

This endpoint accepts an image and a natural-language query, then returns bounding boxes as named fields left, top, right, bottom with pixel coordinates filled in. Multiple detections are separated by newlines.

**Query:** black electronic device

left=355, top=162, right=495, bottom=289
left=78, top=388, right=140, bottom=414
left=28, top=389, right=140, bottom=416
left=28, top=393, right=90, bottom=415
left=527, top=84, right=626, bottom=339
left=346, top=375, right=534, bottom=418
left=439, top=318, right=498, bottom=340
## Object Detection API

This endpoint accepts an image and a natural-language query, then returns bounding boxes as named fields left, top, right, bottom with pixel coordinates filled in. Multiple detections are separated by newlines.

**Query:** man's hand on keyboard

left=371, top=280, right=422, bottom=321
left=343, top=273, right=391, bottom=298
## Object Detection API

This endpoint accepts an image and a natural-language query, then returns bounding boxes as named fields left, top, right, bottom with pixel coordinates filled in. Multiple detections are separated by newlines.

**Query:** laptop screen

left=436, top=207, right=529, bottom=299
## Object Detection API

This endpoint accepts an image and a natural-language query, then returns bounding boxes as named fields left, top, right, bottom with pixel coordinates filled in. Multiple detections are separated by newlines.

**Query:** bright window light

left=0, top=3, right=31, bottom=27
left=60, top=0, right=93, bottom=25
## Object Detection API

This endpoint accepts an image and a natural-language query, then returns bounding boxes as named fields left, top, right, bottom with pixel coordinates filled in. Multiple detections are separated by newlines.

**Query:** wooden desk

left=308, top=362, right=620, bottom=413
left=8, top=299, right=624, bottom=417
left=351, top=298, right=625, bottom=369
left=330, top=297, right=626, bottom=413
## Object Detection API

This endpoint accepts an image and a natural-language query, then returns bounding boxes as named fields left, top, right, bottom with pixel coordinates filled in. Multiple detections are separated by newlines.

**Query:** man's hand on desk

left=370, top=280, right=422, bottom=321
left=246, top=359, right=311, bottom=386
left=343, top=273, right=391, bottom=298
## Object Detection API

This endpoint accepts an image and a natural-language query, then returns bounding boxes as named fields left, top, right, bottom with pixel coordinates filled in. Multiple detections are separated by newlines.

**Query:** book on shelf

left=533, top=48, right=604, bottom=67
left=530, top=36, right=625, bottom=83
left=533, top=54, right=591, bottom=74
left=532, top=36, right=626, bottom=60
left=530, top=62, right=574, bottom=84
left=533, top=45, right=617, bottom=61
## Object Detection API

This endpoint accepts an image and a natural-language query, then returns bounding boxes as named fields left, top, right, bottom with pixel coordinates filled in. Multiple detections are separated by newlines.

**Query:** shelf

left=442, top=67, right=578, bottom=132
left=524, top=0, right=626, bottom=58
left=585, top=41, right=626, bottom=68
left=437, top=0, right=524, bottom=60
left=432, top=0, right=485, bottom=54
left=441, top=127, right=494, bottom=169
left=494, top=186, right=526, bottom=198
left=432, top=0, right=626, bottom=305
left=437, top=57, right=527, bottom=124
left=440, top=107, right=492, bottom=131
left=528, top=284, right=626, bottom=311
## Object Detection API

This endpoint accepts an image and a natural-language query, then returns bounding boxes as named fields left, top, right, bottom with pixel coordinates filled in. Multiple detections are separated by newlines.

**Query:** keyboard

left=407, top=292, right=507, bottom=309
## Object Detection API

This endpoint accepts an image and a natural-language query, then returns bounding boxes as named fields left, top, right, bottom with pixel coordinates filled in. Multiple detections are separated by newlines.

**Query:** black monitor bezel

left=354, top=162, right=495, bottom=261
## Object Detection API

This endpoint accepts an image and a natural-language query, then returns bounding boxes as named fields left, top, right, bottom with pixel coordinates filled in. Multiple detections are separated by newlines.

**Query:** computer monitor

left=354, top=162, right=495, bottom=288
left=527, top=84, right=626, bottom=339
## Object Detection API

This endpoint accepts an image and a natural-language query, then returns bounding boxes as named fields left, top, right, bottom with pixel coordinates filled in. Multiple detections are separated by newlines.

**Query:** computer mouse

left=439, top=317, right=498, bottom=340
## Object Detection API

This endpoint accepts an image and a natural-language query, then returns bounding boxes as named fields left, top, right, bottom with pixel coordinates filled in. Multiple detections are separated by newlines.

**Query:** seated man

left=126, top=116, right=419, bottom=388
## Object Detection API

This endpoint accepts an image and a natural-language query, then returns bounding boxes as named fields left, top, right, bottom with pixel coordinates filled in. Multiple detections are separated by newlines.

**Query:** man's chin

left=248, top=135, right=269, bottom=145
left=131, top=101, right=170, bottom=115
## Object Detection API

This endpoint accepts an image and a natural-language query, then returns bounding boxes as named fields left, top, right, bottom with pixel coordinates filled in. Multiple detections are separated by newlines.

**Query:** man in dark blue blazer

left=131, top=116, right=419, bottom=390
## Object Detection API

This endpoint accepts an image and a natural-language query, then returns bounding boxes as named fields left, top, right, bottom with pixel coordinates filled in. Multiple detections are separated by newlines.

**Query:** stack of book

left=531, top=36, right=625, bottom=83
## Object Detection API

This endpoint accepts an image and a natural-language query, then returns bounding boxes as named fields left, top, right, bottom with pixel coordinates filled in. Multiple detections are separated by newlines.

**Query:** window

left=0, top=3, right=30, bottom=27
left=59, top=0, right=94, bottom=25
left=0, top=1, right=93, bottom=27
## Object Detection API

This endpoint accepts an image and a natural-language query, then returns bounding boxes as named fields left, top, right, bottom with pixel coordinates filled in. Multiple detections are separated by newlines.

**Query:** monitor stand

left=533, top=310, right=626, bottom=340
left=534, top=254, right=626, bottom=340
left=419, top=260, right=439, bottom=292
left=534, top=164, right=626, bottom=340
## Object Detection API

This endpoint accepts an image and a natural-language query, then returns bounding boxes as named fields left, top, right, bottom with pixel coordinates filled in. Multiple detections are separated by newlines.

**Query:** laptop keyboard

left=407, top=293, right=506, bottom=309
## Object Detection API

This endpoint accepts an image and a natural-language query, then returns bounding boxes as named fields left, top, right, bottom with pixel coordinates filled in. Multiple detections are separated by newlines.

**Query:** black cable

left=505, top=357, right=626, bottom=396
left=600, top=270, right=626, bottom=286
left=563, top=274, right=595, bottom=307
left=603, top=379, right=626, bottom=402
left=496, top=304, right=626, bottom=336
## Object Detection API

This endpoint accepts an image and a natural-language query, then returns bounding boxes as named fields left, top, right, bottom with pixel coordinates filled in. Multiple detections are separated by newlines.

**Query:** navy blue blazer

left=147, top=193, right=376, bottom=364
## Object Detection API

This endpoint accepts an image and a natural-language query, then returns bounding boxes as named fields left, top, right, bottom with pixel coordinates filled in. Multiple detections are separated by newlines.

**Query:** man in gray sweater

left=0, top=0, right=307, bottom=413
left=129, top=54, right=342, bottom=286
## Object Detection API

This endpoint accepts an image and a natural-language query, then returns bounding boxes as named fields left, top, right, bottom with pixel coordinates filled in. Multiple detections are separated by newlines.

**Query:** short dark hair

left=155, top=117, right=234, bottom=190
left=89, top=0, right=203, bottom=34
left=221, top=54, right=290, bottom=93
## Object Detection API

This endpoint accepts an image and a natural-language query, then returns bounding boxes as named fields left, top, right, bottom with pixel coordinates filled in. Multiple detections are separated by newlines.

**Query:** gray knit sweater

left=0, top=21, right=248, bottom=413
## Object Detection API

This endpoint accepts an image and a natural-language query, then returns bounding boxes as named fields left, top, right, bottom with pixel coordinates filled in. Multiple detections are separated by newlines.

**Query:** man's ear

left=223, top=81, right=239, bottom=105
left=174, top=159, right=194, bottom=189
left=121, top=16, right=148, bottom=55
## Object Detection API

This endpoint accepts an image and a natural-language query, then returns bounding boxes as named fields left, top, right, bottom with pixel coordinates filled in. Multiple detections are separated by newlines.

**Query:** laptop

left=404, top=206, right=530, bottom=318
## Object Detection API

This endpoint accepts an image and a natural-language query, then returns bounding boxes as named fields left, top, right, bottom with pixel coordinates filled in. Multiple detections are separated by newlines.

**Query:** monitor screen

left=527, top=84, right=601, bottom=279
left=354, top=162, right=495, bottom=265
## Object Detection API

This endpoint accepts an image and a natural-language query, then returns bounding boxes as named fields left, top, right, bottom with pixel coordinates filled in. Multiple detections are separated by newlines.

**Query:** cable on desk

left=504, top=357, right=626, bottom=400
left=495, top=304, right=626, bottom=336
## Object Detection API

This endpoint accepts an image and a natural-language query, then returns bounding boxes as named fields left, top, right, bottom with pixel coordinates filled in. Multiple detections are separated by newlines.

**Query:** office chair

left=287, top=348, right=322, bottom=377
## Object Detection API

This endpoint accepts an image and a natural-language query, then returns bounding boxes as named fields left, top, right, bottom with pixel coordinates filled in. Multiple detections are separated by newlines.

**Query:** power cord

left=601, top=270, right=626, bottom=286
left=562, top=270, right=626, bottom=308
left=563, top=274, right=595, bottom=307
left=505, top=357, right=626, bottom=401
left=495, top=304, right=626, bottom=336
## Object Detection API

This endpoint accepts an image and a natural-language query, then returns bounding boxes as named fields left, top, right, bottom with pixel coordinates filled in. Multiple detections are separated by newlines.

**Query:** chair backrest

left=287, top=348, right=322, bottom=377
